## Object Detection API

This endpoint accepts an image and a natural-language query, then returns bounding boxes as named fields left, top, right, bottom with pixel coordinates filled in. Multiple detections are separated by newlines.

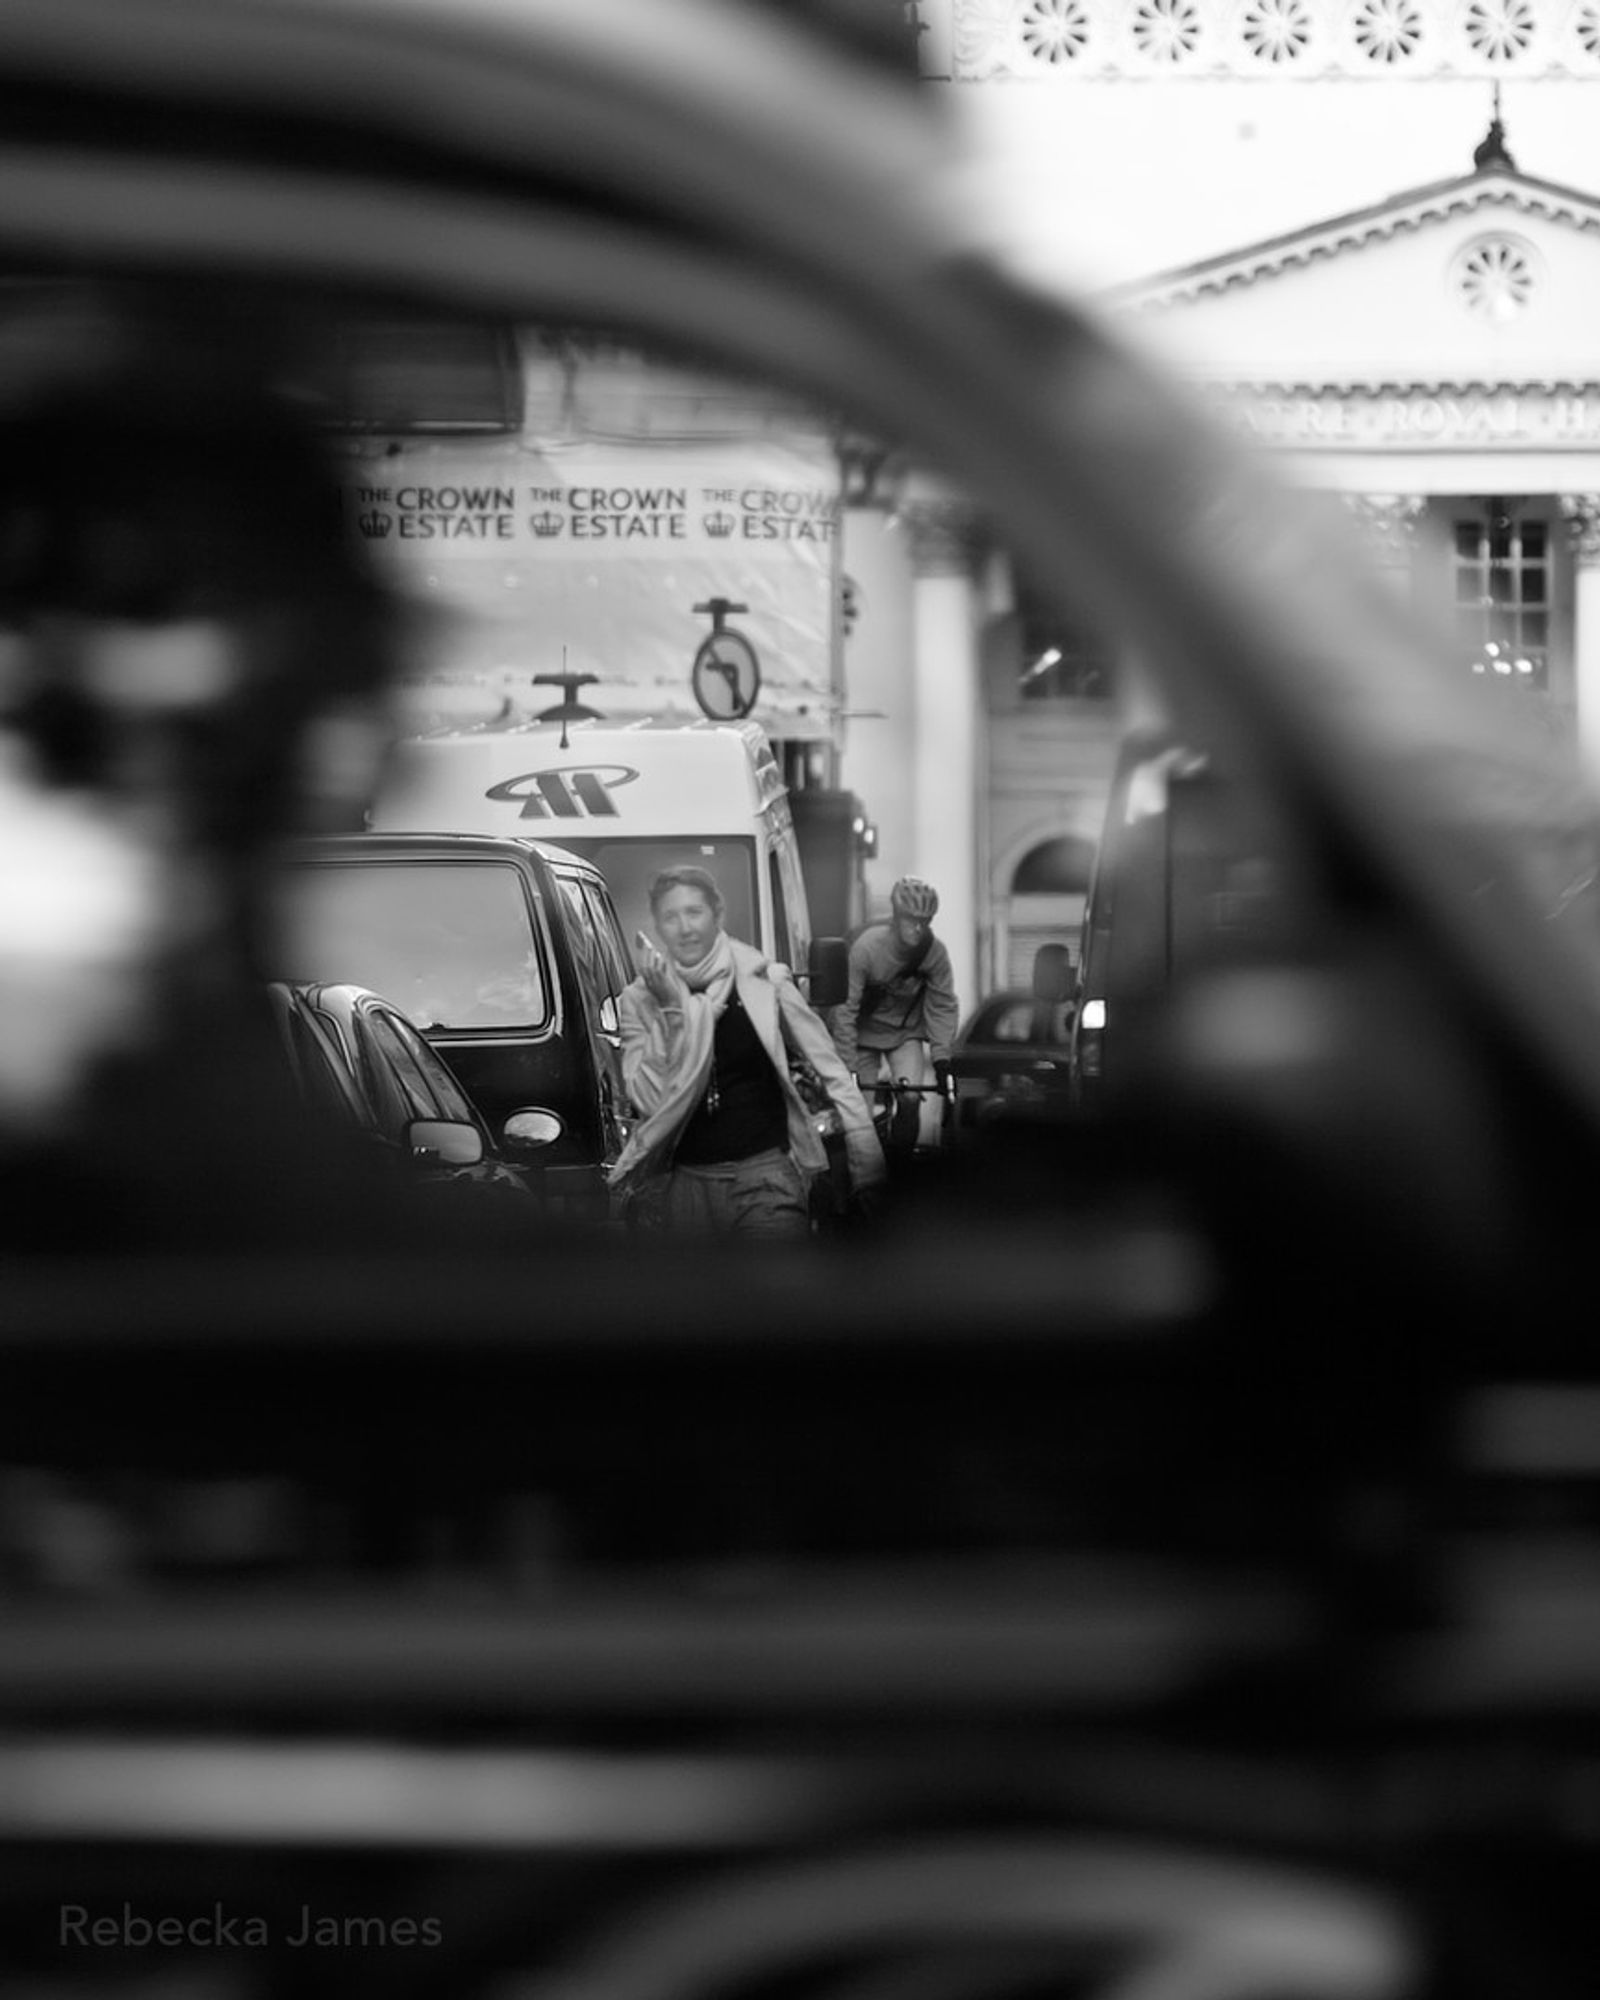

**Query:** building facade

left=837, top=4, right=1600, bottom=1008
left=1115, top=130, right=1600, bottom=771
left=901, top=122, right=1600, bottom=1004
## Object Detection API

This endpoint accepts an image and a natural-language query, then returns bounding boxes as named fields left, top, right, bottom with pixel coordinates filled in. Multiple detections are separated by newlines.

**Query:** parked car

left=949, top=982, right=1077, bottom=1138
left=268, top=979, right=537, bottom=1212
left=274, top=832, right=635, bottom=1224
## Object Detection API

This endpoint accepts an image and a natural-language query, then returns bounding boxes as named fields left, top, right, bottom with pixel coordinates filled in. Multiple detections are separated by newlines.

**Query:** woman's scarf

left=609, top=930, right=739, bottom=1188
left=677, top=931, right=737, bottom=1011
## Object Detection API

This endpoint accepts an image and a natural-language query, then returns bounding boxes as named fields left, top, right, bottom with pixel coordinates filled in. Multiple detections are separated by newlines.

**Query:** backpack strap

left=856, top=926, right=933, bottom=1030
left=901, top=929, right=932, bottom=978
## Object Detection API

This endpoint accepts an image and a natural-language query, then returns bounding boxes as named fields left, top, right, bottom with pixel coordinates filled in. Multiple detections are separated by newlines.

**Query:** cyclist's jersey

left=833, top=922, right=960, bottom=1070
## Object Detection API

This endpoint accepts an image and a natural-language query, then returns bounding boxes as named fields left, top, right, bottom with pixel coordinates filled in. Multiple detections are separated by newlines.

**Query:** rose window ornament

left=1453, top=235, right=1538, bottom=323
left=1463, top=0, right=1536, bottom=62
left=1351, top=0, right=1424, bottom=64
left=1020, top=0, right=1091, bottom=65
left=1131, top=0, right=1203, bottom=64
left=1240, top=0, right=1312, bottom=64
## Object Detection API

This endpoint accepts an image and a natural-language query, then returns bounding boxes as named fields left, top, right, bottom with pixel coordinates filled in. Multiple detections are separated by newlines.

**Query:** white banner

left=338, top=437, right=839, bottom=738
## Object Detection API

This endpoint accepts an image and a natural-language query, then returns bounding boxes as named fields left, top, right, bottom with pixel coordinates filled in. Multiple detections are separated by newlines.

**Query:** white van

left=369, top=717, right=819, bottom=977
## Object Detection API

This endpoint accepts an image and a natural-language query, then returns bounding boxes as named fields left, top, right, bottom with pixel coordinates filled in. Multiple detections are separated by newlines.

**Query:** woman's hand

left=638, top=933, right=684, bottom=1008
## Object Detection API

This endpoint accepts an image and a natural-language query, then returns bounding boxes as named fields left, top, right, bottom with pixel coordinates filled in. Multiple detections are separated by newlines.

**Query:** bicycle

left=858, top=1047, right=952, bottom=1161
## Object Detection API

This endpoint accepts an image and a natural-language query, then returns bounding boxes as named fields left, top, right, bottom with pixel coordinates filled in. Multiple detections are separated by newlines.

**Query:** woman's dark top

left=673, top=993, right=788, bottom=1165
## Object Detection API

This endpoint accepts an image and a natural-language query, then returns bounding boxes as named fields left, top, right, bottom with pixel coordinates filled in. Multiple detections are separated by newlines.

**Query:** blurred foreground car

left=1068, top=731, right=1296, bottom=1114
left=6, top=2, right=1600, bottom=1998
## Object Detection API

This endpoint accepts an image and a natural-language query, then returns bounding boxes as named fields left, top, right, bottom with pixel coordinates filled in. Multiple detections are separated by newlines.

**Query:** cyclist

left=832, top=876, right=960, bottom=1153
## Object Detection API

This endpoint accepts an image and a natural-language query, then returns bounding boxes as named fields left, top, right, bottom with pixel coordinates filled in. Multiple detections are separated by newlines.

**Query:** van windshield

left=281, top=860, right=550, bottom=1031
left=541, top=838, right=758, bottom=962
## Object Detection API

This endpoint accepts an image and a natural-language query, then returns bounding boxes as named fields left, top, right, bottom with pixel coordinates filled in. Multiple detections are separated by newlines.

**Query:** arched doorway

left=1003, top=833, right=1095, bottom=988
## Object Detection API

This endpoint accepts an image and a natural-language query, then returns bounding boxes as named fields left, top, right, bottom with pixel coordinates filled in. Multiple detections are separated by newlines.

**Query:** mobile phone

left=636, top=930, right=656, bottom=957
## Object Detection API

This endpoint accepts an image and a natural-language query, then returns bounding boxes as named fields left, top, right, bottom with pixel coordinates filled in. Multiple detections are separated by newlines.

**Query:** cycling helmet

left=890, top=876, right=939, bottom=920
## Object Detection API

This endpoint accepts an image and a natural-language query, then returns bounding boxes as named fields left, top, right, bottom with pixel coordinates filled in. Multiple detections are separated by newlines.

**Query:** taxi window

left=977, top=998, right=1074, bottom=1046
left=367, top=1006, right=476, bottom=1127
left=284, top=860, right=550, bottom=1031
left=988, top=1001, right=1035, bottom=1043
left=309, top=1005, right=404, bottom=1142
left=282, top=1005, right=365, bottom=1126
left=771, top=834, right=810, bottom=963
left=352, top=1025, right=411, bottom=1141
left=543, top=837, right=758, bottom=963
left=553, top=873, right=604, bottom=996
left=579, top=880, right=634, bottom=998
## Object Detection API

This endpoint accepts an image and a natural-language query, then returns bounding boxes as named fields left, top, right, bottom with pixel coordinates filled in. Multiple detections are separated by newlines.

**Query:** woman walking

left=610, top=866, right=885, bottom=1237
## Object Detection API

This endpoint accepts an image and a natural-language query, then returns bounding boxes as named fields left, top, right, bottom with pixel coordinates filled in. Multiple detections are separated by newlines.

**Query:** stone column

left=1342, top=494, right=1427, bottom=587
left=899, top=491, right=985, bottom=1018
left=914, top=0, right=953, bottom=79
left=1561, top=495, right=1600, bottom=780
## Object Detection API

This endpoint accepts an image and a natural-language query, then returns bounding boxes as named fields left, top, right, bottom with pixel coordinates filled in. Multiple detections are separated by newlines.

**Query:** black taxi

left=275, top=832, right=635, bottom=1223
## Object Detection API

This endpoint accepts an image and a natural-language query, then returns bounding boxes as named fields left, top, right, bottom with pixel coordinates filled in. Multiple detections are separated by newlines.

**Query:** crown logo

left=529, top=511, right=566, bottom=538
left=357, top=510, right=394, bottom=540
left=702, top=511, right=737, bottom=539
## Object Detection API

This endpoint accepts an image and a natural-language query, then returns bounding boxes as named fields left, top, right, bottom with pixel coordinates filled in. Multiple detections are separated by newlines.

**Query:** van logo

left=483, top=765, right=640, bottom=820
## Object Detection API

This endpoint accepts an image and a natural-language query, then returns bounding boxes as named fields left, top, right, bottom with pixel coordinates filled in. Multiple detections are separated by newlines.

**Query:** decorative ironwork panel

left=1452, top=234, right=1540, bottom=322
left=946, top=0, right=1600, bottom=78
left=1342, top=492, right=1427, bottom=565
left=1560, top=493, right=1600, bottom=567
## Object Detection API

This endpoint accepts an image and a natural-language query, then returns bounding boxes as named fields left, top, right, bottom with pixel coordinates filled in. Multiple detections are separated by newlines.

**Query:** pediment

left=1110, top=167, right=1600, bottom=390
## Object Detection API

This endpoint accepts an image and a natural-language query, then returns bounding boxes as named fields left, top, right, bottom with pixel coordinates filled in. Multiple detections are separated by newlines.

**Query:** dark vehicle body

left=1069, top=731, right=1293, bottom=1111
left=269, top=979, right=536, bottom=1210
left=277, top=832, right=635, bottom=1221
left=949, top=987, right=1076, bottom=1137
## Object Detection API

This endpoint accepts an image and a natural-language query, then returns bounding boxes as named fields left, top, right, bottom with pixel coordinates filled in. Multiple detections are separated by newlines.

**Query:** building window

left=1453, top=502, right=1548, bottom=692
left=1005, top=837, right=1095, bottom=986
left=1012, top=835, right=1096, bottom=894
left=1016, top=587, right=1116, bottom=702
